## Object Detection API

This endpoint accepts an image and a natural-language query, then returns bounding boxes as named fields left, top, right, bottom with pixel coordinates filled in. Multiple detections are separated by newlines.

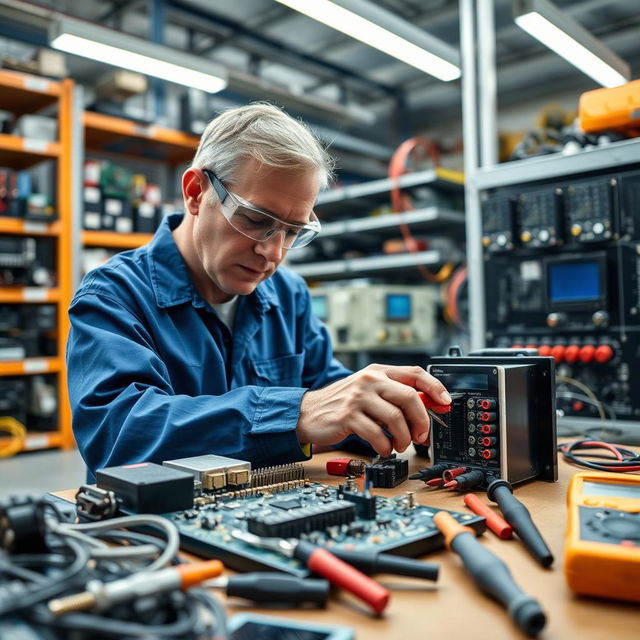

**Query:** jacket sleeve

left=67, top=291, right=309, bottom=481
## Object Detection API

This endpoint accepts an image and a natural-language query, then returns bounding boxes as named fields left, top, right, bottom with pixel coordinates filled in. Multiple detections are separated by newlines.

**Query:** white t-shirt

left=211, top=296, right=239, bottom=330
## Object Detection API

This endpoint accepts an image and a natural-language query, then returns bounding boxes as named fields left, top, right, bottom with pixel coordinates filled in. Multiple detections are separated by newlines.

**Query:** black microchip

left=270, top=498, right=303, bottom=511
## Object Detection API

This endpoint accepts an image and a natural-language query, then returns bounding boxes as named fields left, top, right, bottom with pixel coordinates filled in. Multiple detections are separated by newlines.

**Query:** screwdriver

left=417, top=391, right=450, bottom=429
left=434, top=511, right=546, bottom=637
left=327, top=547, right=439, bottom=582
left=204, top=573, right=330, bottom=605
left=231, top=530, right=390, bottom=614
left=486, top=479, right=554, bottom=568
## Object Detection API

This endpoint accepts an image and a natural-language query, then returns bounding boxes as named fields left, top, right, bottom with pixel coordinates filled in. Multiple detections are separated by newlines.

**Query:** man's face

left=191, top=158, right=320, bottom=302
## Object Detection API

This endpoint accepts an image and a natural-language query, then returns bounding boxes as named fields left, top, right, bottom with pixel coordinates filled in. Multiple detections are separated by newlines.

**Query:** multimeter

left=564, top=471, right=640, bottom=603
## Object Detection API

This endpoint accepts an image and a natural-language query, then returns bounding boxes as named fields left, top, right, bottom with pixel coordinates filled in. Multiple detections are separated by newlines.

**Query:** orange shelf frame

left=0, top=217, right=61, bottom=236
left=0, top=133, right=60, bottom=170
left=0, top=287, right=60, bottom=303
left=0, top=357, right=62, bottom=376
left=0, top=69, right=61, bottom=115
left=82, top=230, right=153, bottom=249
left=83, top=111, right=199, bottom=163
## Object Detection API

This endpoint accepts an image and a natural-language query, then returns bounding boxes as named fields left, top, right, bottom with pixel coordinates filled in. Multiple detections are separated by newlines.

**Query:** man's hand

left=297, top=364, right=451, bottom=458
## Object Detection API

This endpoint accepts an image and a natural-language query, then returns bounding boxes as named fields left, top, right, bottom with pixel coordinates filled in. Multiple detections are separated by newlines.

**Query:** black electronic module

left=162, top=481, right=486, bottom=577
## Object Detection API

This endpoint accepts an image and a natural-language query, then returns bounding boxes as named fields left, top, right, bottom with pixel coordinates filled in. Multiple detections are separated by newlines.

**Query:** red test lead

left=463, top=493, right=513, bottom=539
left=326, top=457, right=366, bottom=477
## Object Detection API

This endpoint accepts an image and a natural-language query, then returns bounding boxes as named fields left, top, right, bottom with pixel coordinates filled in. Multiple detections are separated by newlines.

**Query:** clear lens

left=220, top=197, right=319, bottom=249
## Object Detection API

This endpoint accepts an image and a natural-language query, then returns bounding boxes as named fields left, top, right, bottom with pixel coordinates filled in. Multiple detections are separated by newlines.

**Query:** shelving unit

left=0, top=69, right=74, bottom=453
left=291, top=168, right=465, bottom=280
left=80, top=111, right=198, bottom=257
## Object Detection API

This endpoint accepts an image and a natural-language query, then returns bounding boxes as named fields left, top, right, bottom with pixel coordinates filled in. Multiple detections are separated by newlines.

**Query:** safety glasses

left=204, top=169, right=321, bottom=249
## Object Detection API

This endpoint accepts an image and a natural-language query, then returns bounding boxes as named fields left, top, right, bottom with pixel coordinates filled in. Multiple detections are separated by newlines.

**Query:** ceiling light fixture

left=50, top=16, right=228, bottom=93
left=274, top=0, right=460, bottom=81
left=513, top=0, right=630, bottom=88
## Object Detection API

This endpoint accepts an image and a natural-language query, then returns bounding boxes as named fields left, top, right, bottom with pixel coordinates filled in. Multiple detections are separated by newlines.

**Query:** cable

left=556, top=391, right=617, bottom=422
left=49, top=514, right=180, bottom=570
left=0, top=416, right=27, bottom=458
left=558, top=439, right=640, bottom=473
left=556, top=375, right=607, bottom=422
left=388, top=137, right=456, bottom=283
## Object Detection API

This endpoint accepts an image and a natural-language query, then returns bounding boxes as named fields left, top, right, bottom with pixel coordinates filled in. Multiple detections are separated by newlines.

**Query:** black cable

left=558, top=439, right=640, bottom=473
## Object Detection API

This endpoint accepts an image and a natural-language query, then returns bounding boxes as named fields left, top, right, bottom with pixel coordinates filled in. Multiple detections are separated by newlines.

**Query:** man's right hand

left=296, top=363, right=451, bottom=458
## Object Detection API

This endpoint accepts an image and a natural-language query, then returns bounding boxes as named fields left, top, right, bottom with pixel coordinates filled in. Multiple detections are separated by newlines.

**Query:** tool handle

left=417, top=391, right=451, bottom=413
left=434, top=511, right=546, bottom=637
left=226, top=573, right=329, bottom=604
left=329, top=547, right=439, bottom=581
left=295, top=541, right=390, bottom=614
left=487, top=480, right=554, bottom=567
left=463, top=493, right=513, bottom=540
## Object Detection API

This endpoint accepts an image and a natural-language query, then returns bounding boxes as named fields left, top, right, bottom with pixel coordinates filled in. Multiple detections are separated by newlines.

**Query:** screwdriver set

left=160, top=478, right=485, bottom=577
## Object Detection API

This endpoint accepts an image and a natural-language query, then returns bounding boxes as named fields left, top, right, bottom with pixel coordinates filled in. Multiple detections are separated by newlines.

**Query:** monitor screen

left=438, top=372, right=490, bottom=391
left=386, top=293, right=411, bottom=321
left=311, top=295, right=328, bottom=321
left=548, top=260, right=600, bottom=303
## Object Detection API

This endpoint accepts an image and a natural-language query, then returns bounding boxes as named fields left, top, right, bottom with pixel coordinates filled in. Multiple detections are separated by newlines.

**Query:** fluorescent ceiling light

left=513, top=0, right=630, bottom=88
left=50, top=16, right=227, bottom=94
left=274, top=0, right=460, bottom=81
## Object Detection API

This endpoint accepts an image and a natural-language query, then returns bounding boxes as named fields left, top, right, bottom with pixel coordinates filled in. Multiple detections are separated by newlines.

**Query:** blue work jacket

left=67, top=213, right=351, bottom=481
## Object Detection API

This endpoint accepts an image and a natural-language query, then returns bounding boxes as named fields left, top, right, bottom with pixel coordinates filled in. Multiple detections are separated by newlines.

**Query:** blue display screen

left=548, top=261, right=600, bottom=302
left=311, top=295, right=328, bottom=321
left=386, top=294, right=411, bottom=320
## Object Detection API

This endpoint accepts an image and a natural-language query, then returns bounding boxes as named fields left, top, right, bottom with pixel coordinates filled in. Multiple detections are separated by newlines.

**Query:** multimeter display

left=583, top=480, right=640, bottom=498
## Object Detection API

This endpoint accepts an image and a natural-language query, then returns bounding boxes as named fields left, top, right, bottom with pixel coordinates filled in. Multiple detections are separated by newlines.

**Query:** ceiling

left=1, top=0, right=639, bottom=166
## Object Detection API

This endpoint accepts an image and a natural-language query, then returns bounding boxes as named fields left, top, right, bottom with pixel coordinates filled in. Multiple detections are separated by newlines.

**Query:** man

left=67, top=103, right=451, bottom=481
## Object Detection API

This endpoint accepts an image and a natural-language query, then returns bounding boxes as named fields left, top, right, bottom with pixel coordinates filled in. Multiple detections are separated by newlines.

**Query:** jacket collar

left=148, top=213, right=280, bottom=312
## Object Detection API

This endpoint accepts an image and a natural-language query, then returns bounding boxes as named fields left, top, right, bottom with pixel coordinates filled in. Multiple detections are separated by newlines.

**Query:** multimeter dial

left=581, top=507, right=640, bottom=544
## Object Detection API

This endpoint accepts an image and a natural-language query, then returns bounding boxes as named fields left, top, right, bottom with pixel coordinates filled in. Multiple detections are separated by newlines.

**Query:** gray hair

left=191, top=102, right=335, bottom=189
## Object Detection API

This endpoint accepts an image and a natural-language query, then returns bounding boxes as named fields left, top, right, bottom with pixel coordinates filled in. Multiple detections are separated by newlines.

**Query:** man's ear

left=182, top=168, right=207, bottom=216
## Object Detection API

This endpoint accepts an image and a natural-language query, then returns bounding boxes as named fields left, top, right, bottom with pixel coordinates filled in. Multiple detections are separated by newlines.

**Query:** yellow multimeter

left=564, top=471, right=640, bottom=603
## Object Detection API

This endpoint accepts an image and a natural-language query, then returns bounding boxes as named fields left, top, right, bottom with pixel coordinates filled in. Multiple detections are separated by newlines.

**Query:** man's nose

left=255, top=230, right=286, bottom=262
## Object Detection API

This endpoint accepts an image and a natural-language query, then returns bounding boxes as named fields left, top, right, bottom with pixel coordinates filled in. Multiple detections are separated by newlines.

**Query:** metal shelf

left=0, top=218, right=61, bottom=236
left=0, top=357, right=61, bottom=376
left=0, top=287, right=60, bottom=303
left=83, top=230, right=153, bottom=249
left=475, top=138, right=640, bottom=190
left=0, top=133, right=60, bottom=169
left=316, top=168, right=464, bottom=205
left=290, top=250, right=443, bottom=278
left=320, top=207, right=464, bottom=237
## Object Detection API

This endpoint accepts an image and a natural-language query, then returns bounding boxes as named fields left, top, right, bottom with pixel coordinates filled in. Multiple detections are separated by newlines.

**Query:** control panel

left=481, top=167, right=640, bottom=422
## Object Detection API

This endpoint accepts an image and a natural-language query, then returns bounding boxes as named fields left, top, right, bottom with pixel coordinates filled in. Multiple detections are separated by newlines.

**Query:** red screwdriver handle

left=296, top=543, right=390, bottom=614
left=417, top=391, right=452, bottom=414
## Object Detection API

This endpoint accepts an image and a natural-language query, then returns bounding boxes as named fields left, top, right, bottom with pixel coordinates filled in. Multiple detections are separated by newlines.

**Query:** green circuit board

left=163, top=481, right=486, bottom=576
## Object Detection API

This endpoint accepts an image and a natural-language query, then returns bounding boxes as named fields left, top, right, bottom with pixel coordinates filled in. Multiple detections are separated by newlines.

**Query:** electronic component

left=326, top=457, right=366, bottom=477
left=481, top=190, right=517, bottom=252
left=366, top=454, right=409, bottom=488
left=96, top=462, right=194, bottom=514
left=162, top=480, right=485, bottom=577
left=74, top=485, right=118, bottom=521
left=564, top=471, right=640, bottom=603
left=247, top=500, right=356, bottom=538
left=516, top=186, right=563, bottom=248
left=163, top=454, right=251, bottom=491
left=337, top=484, right=377, bottom=519
left=309, top=284, right=437, bottom=351
left=426, top=347, right=557, bottom=489
left=250, top=463, right=305, bottom=488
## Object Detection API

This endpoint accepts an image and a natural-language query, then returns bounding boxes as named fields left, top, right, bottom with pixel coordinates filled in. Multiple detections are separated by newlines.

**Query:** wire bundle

left=558, top=439, right=640, bottom=473
left=0, top=495, right=227, bottom=639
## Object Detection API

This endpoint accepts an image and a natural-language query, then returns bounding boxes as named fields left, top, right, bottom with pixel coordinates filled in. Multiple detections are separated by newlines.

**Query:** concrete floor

left=0, top=448, right=87, bottom=499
